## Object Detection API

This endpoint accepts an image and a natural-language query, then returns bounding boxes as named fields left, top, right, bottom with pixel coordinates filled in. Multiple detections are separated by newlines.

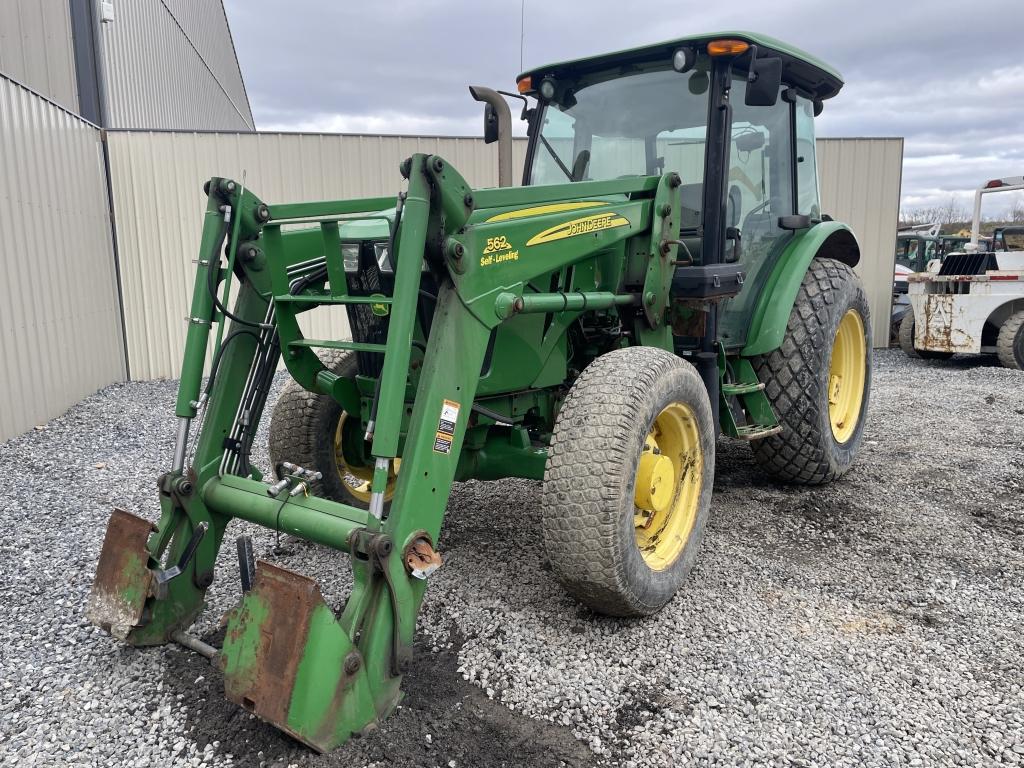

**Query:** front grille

left=344, top=242, right=441, bottom=377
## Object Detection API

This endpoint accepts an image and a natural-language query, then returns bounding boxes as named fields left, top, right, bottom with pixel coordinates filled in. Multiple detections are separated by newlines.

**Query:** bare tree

left=901, top=196, right=970, bottom=227
left=1010, top=199, right=1024, bottom=224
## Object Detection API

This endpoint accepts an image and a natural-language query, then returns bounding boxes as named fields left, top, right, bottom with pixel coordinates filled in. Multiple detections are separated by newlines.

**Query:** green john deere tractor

left=88, top=32, right=871, bottom=751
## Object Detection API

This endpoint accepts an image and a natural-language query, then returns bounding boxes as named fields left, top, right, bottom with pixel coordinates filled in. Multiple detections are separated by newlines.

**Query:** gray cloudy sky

left=223, top=0, right=1024, bottom=217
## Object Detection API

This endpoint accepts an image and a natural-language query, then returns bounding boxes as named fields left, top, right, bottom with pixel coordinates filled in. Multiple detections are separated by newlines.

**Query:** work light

left=672, top=47, right=695, bottom=72
left=341, top=243, right=360, bottom=273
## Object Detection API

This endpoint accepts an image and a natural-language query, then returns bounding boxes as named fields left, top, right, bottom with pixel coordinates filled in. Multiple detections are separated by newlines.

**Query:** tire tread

left=750, top=258, right=870, bottom=485
left=996, top=311, right=1024, bottom=370
left=267, top=350, right=353, bottom=499
left=541, top=347, right=712, bottom=617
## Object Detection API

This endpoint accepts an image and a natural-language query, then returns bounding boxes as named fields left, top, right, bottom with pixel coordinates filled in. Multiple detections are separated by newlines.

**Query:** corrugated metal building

left=98, top=0, right=254, bottom=130
left=818, top=138, right=904, bottom=348
left=0, top=0, right=254, bottom=439
left=0, top=0, right=253, bottom=130
left=0, top=76, right=126, bottom=439
left=0, top=0, right=79, bottom=111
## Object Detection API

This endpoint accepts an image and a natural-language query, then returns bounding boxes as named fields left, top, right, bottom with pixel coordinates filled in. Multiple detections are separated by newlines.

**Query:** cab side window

left=795, top=97, right=820, bottom=218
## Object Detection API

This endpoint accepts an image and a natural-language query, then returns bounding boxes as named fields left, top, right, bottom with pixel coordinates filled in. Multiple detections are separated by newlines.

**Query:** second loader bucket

left=221, top=562, right=385, bottom=752
left=87, top=509, right=155, bottom=639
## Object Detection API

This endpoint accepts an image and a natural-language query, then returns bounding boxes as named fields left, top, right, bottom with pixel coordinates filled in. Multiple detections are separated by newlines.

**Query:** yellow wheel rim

left=633, top=403, right=704, bottom=571
left=828, top=309, right=867, bottom=444
left=333, top=412, right=399, bottom=504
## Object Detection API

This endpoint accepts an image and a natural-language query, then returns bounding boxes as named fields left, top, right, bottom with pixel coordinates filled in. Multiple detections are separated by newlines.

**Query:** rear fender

left=741, top=222, right=860, bottom=356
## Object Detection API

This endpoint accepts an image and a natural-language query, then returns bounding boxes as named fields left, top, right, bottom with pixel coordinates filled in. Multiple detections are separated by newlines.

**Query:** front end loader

left=88, top=32, right=872, bottom=751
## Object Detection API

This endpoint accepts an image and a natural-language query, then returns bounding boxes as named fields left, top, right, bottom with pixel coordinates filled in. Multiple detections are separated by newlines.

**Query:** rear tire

left=750, top=258, right=872, bottom=485
left=541, top=347, right=715, bottom=617
left=899, top=310, right=953, bottom=360
left=996, top=311, right=1024, bottom=370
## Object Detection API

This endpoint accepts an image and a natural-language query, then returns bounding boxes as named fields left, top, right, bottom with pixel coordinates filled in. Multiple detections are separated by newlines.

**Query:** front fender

left=741, top=222, right=860, bottom=356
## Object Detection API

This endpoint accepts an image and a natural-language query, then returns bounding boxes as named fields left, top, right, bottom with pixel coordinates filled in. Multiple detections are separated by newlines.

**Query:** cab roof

left=518, top=31, right=844, bottom=101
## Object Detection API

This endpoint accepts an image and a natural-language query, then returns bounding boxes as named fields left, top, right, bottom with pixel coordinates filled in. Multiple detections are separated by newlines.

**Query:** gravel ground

left=1, top=349, right=1022, bottom=768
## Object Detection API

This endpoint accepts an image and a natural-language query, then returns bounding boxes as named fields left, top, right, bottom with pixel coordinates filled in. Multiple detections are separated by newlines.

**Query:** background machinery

left=892, top=223, right=940, bottom=340
left=900, top=176, right=1024, bottom=367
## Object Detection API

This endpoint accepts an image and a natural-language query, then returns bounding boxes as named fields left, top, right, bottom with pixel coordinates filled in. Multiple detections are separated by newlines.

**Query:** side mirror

left=744, top=56, right=782, bottom=107
left=778, top=214, right=813, bottom=231
left=483, top=103, right=499, bottom=144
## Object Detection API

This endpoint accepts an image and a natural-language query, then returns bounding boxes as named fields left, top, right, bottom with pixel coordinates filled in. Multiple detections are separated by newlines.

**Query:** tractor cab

left=500, top=33, right=851, bottom=351
left=895, top=232, right=939, bottom=273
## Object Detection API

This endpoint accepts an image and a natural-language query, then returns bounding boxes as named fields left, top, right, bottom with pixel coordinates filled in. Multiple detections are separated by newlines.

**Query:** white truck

left=900, top=176, right=1024, bottom=369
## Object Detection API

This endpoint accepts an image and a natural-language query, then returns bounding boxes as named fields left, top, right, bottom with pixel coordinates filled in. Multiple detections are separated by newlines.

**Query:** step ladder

left=718, top=349, right=782, bottom=441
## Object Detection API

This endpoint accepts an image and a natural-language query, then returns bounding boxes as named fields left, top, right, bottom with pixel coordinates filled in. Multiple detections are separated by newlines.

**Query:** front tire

left=751, top=258, right=872, bottom=485
left=996, top=311, right=1024, bottom=370
left=541, top=347, right=715, bottom=617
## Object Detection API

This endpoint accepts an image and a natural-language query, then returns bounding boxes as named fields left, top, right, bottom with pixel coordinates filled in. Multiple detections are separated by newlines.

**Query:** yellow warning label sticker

left=433, top=399, right=460, bottom=454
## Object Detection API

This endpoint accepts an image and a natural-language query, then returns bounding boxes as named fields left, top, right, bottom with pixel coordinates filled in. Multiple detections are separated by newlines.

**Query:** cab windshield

left=524, top=61, right=813, bottom=350
left=527, top=68, right=710, bottom=229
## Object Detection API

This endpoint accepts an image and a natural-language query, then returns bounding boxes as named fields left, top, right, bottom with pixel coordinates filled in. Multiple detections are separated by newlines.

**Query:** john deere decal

left=526, top=212, right=630, bottom=247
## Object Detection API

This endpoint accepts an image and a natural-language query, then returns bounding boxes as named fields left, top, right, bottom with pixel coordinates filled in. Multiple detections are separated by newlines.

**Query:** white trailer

left=900, top=176, right=1024, bottom=368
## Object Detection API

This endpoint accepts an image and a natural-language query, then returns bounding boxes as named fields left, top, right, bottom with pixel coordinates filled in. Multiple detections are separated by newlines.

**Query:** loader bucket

left=221, top=562, right=385, bottom=752
left=87, top=509, right=155, bottom=639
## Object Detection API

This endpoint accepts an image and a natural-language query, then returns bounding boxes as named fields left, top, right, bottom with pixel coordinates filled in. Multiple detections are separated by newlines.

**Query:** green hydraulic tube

left=209, top=181, right=246, bottom=368
left=494, top=290, right=638, bottom=320
left=203, top=475, right=368, bottom=552
left=176, top=188, right=230, bottom=421
left=367, top=165, right=430, bottom=460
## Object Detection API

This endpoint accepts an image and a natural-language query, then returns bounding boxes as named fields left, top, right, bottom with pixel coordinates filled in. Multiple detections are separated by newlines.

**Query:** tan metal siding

left=0, top=0, right=79, bottom=111
left=100, top=0, right=254, bottom=130
left=106, top=131, right=506, bottom=379
left=107, top=132, right=903, bottom=380
left=0, top=76, right=126, bottom=440
left=817, top=138, right=904, bottom=348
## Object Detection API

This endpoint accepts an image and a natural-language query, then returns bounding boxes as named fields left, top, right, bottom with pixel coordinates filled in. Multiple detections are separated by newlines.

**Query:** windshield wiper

left=540, top=135, right=574, bottom=181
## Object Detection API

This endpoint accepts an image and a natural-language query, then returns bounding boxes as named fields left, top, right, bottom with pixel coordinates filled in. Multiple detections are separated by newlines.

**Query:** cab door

left=717, top=85, right=807, bottom=348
